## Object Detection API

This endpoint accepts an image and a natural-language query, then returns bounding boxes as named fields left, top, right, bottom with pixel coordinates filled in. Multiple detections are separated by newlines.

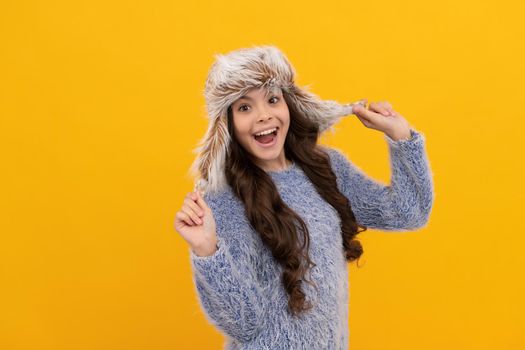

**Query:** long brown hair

left=225, top=91, right=367, bottom=317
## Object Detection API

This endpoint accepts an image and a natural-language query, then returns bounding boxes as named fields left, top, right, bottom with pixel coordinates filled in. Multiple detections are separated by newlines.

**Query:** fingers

left=194, top=191, right=210, bottom=212
left=354, top=100, right=398, bottom=121
left=354, top=98, right=368, bottom=108
left=352, top=104, right=383, bottom=125
left=175, top=210, right=195, bottom=227
left=184, top=196, right=204, bottom=218
left=177, top=206, right=201, bottom=226
left=369, top=101, right=394, bottom=116
left=177, top=192, right=204, bottom=226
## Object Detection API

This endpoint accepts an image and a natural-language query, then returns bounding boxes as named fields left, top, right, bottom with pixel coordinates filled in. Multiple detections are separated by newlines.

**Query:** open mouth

left=253, top=127, right=278, bottom=147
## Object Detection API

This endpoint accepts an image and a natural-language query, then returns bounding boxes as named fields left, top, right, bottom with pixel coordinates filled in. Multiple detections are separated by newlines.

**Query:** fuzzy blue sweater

left=189, top=128, right=434, bottom=349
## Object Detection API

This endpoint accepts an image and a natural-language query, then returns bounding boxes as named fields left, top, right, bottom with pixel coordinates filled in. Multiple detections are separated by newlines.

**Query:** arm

left=325, top=128, right=435, bottom=231
left=189, top=192, right=269, bottom=342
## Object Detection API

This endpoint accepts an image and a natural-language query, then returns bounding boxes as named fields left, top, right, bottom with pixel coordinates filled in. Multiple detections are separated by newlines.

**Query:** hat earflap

left=283, top=84, right=355, bottom=133
left=190, top=112, right=230, bottom=194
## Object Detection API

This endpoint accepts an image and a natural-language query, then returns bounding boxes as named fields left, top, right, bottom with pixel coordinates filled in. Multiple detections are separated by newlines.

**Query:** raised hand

left=352, top=99, right=412, bottom=141
left=174, top=190, right=218, bottom=257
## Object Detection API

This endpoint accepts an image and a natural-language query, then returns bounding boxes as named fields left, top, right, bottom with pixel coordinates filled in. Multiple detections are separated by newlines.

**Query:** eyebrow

left=237, top=95, right=253, bottom=101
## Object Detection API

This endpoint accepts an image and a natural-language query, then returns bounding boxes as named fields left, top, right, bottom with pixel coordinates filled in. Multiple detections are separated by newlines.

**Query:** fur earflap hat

left=190, top=45, right=365, bottom=194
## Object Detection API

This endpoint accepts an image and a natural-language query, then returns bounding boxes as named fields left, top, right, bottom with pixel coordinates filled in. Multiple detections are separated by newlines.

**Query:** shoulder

left=203, top=187, right=242, bottom=218
left=203, top=187, right=237, bottom=212
left=317, top=145, right=353, bottom=174
left=202, top=187, right=248, bottom=234
left=202, top=186, right=262, bottom=257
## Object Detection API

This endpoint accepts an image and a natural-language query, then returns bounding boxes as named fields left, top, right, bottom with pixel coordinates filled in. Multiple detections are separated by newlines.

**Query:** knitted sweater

left=189, top=128, right=434, bottom=349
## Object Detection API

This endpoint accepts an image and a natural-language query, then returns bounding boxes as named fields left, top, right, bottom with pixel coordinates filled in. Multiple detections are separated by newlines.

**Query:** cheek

left=232, top=116, right=248, bottom=135
left=282, top=114, right=291, bottom=130
left=236, top=124, right=251, bottom=139
left=232, top=120, right=252, bottom=145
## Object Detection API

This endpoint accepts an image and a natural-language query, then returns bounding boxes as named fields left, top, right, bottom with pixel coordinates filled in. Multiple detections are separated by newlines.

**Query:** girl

left=174, top=45, right=434, bottom=349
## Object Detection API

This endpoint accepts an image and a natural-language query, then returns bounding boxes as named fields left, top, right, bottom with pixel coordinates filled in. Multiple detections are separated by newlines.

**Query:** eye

left=269, top=96, right=279, bottom=104
left=238, top=104, right=250, bottom=112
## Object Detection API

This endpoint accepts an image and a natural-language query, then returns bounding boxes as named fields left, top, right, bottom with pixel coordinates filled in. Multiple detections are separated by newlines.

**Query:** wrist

left=387, top=128, right=412, bottom=142
left=192, top=241, right=218, bottom=257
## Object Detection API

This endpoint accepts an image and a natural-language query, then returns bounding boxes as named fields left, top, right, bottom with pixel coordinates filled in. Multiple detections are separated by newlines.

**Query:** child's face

left=230, top=86, right=290, bottom=171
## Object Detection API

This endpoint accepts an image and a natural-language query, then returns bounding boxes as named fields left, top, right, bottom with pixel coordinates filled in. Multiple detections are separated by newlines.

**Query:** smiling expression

left=230, top=86, right=291, bottom=172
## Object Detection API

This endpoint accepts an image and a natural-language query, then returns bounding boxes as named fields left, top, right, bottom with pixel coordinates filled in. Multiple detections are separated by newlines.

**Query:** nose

left=257, top=109, right=273, bottom=123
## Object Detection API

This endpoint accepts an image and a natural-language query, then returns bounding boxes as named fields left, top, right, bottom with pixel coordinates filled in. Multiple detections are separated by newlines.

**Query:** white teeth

left=254, top=127, right=277, bottom=136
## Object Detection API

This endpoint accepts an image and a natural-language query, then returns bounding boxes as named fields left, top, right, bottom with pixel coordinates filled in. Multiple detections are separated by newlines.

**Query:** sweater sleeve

left=189, top=191, right=269, bottom=342
left=325, top=128, right=435, bottom=231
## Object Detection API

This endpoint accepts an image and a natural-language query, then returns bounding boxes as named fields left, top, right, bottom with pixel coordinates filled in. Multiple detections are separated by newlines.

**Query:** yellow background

left=1, top=0, right=524, bottom=349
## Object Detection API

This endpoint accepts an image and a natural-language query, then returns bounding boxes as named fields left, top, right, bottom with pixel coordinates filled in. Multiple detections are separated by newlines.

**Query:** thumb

left=352, top=99, right=368, bottom=116
left=352, top=104, right=365, bottom=117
